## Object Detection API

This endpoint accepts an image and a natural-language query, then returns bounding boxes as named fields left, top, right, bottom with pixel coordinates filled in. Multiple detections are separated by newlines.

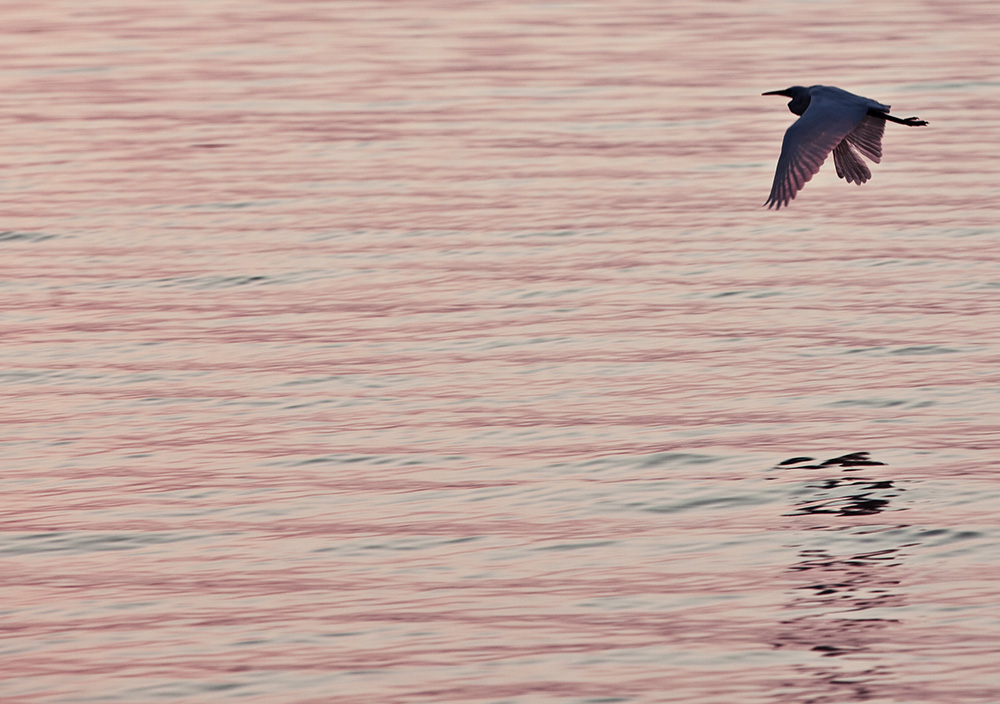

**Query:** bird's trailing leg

left=867, top=108, right=928, bottom=126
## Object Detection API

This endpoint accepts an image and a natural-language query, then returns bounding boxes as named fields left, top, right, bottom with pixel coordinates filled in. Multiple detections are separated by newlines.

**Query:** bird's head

left=763, top=86, right=811, bottom=116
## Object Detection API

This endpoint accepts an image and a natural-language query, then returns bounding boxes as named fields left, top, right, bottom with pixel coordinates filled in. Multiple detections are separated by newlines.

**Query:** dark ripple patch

left=0, top=230, right=57, bottom=242
left=843, top=345, right=963, bottom=356
left=0, top=531, right=201, bottom=556
left=154, top=274, right=272, bottom=289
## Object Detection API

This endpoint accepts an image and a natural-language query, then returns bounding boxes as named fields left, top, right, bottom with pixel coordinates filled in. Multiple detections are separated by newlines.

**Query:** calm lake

left=3, top=1, right=1000, bottom=702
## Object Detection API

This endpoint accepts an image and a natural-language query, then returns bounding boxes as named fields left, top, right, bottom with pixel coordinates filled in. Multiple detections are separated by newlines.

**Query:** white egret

left=763, top=85, right=927, bottom=209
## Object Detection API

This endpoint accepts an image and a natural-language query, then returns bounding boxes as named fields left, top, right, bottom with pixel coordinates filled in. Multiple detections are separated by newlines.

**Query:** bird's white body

left=763, top=85, right=925, bottom=209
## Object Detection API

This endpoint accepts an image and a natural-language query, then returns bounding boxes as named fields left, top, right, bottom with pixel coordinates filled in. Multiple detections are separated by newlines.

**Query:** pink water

left=3, top=1, right=1000, bottom=702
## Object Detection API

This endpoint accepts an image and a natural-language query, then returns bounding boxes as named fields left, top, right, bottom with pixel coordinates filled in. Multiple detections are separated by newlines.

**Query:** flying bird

left=762, top=85, right=927, bottom=209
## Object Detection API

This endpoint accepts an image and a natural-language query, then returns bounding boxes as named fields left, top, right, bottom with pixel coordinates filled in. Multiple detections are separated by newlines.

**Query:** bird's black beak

left=762, top=89, right=794, bottom=97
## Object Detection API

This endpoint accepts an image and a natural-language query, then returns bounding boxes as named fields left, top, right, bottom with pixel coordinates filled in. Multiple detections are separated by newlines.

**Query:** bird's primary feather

left=844, top=114, right=885, bottom=163
left=832, top=115, right=886, bottom=184
left=833, top=140, right=871, bottom=184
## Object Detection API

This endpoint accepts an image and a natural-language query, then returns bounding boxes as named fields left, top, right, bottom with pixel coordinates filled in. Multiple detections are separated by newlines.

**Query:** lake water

left=3, top=1, right=1000, bottom=702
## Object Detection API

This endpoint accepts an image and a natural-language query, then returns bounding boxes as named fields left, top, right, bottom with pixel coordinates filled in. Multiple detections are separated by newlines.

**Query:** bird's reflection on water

left=778, top=451, right=887, bottom=470
left=782, top=453, right=898, bottom=517
left=772, top=452, right=915, bottom=699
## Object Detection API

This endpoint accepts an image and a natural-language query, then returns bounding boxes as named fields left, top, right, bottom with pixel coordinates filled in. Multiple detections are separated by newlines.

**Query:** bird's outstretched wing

left=765, top=91, right=873, bottom=209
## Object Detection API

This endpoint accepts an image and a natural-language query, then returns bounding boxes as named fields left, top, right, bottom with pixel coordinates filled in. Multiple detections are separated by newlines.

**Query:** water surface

left=3, top=1, right=1000, bottom=702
